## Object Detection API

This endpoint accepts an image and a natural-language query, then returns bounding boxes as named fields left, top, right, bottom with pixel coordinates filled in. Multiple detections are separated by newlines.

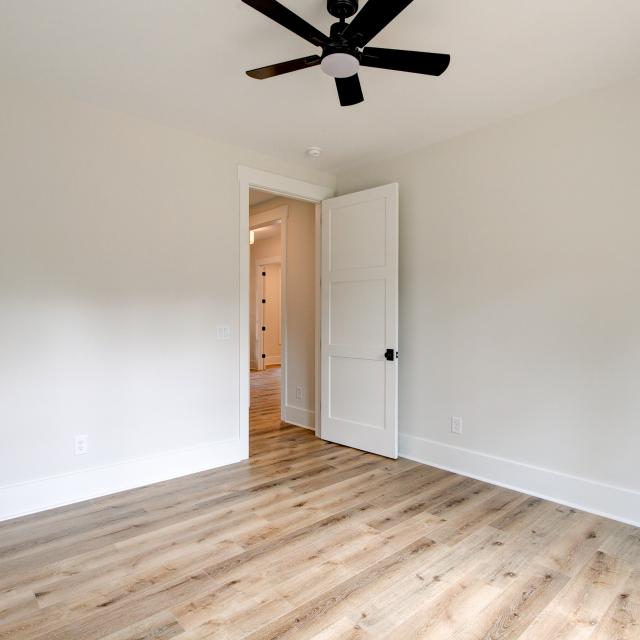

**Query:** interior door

left=321, top=183, right=399, bottom=458
left=259, top=263, right=281, bottom=368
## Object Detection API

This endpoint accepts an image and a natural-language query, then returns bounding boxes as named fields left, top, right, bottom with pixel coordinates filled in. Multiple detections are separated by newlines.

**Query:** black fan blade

left=247, top=55, right=321, bottom=79
left=343, top=0, right=415, bottom=47
left=242, top=0, right=329, bottom=47
left=335, top=74, right=364, bottom=107
left=361, top=47, right=450, bottom=76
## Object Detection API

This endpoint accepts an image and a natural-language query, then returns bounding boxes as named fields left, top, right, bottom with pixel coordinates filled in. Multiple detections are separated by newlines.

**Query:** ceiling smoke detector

left=306, top=146, right=322, bottom=158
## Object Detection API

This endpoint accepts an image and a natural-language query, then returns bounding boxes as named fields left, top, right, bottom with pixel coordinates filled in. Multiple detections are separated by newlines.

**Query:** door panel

left=330, top=197, right=388, bottom=270
left=321, top=184, right=398, bottom=458
left=260, top=263, right=281, bottom=367
left=330, top=279, right=386, bottom=347
left=330, top=357, right=386, bottom=428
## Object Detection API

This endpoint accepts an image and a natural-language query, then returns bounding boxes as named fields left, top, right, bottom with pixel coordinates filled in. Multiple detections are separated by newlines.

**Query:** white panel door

left=321, top=184, right=398, bottom=458
left=260, top=263, right=281, bottom=367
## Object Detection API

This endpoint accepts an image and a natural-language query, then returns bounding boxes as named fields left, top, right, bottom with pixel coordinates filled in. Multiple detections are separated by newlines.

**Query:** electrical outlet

left=216, top=326, right=230, bottom=340
left=75, top=434, right=89, bottom=455
left=295, top=386, right=304, bottom=401
left=451, top=417, right=463, bottom=435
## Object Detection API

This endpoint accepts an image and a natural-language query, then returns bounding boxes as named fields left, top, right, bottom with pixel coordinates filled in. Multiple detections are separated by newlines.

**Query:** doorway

left=239, top=167, right=332, bottom=461
left=240, top=167, right=400, bottom=462
left=251, top=220, right=282, bottom=372
left=247, top=186, right=321, bottom=455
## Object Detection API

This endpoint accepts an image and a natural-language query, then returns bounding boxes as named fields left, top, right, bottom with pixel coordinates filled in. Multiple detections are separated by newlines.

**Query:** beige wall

left=0, top=85, right=334, bottom=517
left=250, top=197, right=317, bottom=428
left=337, top=76, right=640, bottom=522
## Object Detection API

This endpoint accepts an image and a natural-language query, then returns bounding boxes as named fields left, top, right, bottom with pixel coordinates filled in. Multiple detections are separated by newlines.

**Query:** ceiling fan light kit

left=242, top=0, right=450, bottom=107
left=321, top=52, right=360, bottom=78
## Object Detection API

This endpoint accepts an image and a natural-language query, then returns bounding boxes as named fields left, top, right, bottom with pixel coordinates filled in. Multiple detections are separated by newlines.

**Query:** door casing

left=239, top=166, right=334, bottom=459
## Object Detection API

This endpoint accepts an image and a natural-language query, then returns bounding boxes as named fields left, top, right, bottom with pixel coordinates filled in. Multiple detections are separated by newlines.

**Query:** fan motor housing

left=327, top=0, right=358, bottom=19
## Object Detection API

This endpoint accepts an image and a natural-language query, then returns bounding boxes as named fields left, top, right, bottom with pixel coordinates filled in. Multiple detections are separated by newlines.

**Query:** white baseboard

left=399, top=433, right=640, bottom=528
left=0, top=438, right=245, bottom=523
left=284, top=405, right=315, bottom=430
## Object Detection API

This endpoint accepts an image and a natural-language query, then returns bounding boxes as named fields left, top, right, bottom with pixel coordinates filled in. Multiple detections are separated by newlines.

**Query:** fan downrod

left=327, top=0, right=358, bottom=20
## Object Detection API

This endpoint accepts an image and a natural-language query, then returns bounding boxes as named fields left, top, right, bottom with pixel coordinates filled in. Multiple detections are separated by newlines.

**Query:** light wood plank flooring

left=1, top=366, right=638, bottom=639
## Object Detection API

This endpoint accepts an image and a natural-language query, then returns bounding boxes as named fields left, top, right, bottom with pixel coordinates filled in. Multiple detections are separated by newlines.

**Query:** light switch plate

left=75, top=434, right=89, bottom=455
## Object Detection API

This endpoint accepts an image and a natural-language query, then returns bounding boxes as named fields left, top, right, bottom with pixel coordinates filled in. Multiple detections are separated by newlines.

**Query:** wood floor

left=1, top=367, right=639, bottom=639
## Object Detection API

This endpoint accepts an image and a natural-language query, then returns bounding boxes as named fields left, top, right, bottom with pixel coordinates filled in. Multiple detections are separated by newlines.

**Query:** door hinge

left=261, top=354, right=266, bottom=359
left=261, top=326, right=266, bottom=331
left=262, top=271, right=266, bottom=276
left=261, top=299, right=266, bottom=304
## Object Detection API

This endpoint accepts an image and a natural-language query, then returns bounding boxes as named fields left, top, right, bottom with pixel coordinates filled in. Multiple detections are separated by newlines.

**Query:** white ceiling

left=2, top=1, right=640, bottom=171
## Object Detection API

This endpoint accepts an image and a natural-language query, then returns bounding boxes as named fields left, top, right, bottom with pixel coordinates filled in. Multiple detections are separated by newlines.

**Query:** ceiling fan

left=242, top=0, right=450, bottom=107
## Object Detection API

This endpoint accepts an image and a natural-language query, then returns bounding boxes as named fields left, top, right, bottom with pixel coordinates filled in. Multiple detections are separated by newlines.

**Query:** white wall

left=337, top=77, right=640, bottom=525
left=250, top=197, right=317, bottom=429
left=0, top=86, right=334, bottom=520
left=4, top=75, right=639, bottom=526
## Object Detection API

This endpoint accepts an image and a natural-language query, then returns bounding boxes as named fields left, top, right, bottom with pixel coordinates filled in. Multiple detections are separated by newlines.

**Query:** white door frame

left=238, top=166, right=334, bottom=458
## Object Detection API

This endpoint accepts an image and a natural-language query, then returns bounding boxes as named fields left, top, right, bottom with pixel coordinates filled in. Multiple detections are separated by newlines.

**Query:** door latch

left=385, top=349, right=398, bottom=362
